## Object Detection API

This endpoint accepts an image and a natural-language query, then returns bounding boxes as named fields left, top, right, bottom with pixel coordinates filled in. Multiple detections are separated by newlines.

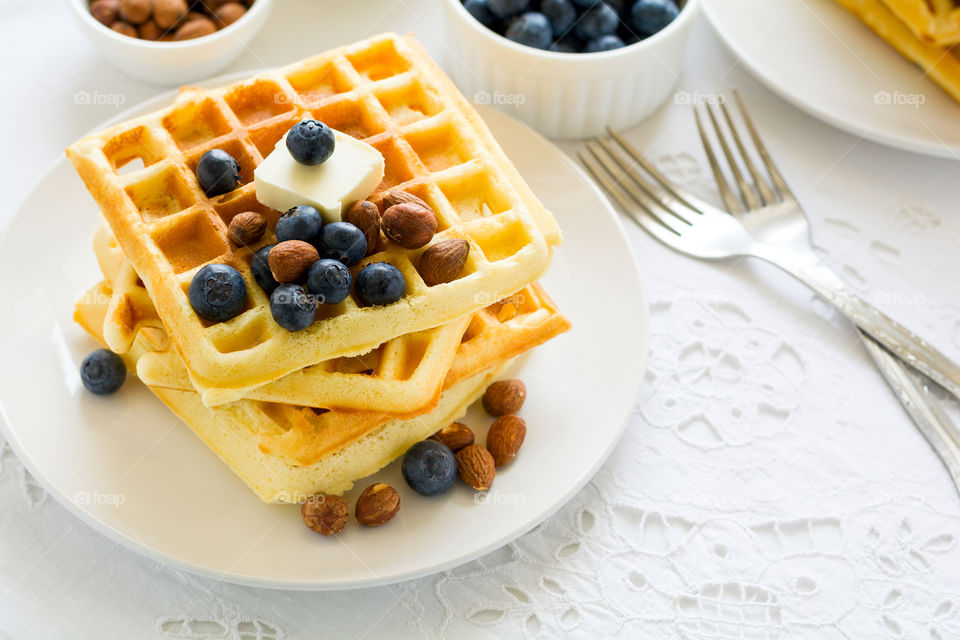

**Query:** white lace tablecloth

left=3, top=1, right=960, bottom=638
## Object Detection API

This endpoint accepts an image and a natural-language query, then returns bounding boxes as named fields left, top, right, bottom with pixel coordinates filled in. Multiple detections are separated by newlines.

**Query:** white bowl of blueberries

left=442, top=0, right=699, bottom=138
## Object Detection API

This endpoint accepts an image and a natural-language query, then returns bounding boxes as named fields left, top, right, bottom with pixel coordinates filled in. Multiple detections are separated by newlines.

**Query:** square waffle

left=75, top=276, right=566, bottom=502
left=91, top=224, right=570, bottom=415
left=877, top=0, right=960, bottom=45
left=67, top=33, right=562, bottom=406
left=835, top=0, right=960, bottom=103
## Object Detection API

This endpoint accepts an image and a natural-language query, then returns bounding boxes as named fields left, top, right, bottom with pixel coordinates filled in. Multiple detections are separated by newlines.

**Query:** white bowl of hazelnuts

left=71, top=0, right=274, bottom=85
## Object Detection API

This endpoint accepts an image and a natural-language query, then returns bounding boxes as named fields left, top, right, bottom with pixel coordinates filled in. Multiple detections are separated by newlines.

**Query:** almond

left=90, top=0, right=120, bottom=26
left=111, top=20, right=138, bottom=36
left=213, top=1, right=246, bottom=25
left=430, top=422, right=475, bottom=452
left=153, top=0, right=187, bottom=28
left=174, top=15, right=216, bottom=39
left=455, top=444, right=495, bottom=491
left=354, top=483, right=401, bottom=527
left=268, top=240, right=319, bottom=283
left=418, top=239, right=469, bottom=286
left=487, top=415, right=526, bottom=467
left=382, top=203, right=438, bottom=249
left=482, top=379, right=526, bottom=417
left=370, top=189, right=431, bottom=214
left=118, top=0, right=151, bottom=24
left=343, top=200, right=381, bottom=256
left=137, top=19, right=161, bottom=39
left=301, top=494, right=347, bottom=536
left=227, top=211, right=266, bottom=246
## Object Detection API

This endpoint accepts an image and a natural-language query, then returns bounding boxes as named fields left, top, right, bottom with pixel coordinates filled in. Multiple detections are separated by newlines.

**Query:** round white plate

left=703, top=0, right=960, bottom=158
left=0, top=85, right=647, bottom=589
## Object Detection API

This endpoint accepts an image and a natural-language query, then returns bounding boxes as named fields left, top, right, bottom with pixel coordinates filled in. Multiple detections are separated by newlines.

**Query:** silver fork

left=577, top=98, right=960, bottom=404
left=578, top=92, right=960, bottom=493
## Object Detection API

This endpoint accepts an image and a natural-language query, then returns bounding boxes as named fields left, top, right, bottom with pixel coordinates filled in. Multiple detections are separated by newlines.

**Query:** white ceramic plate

left=0, top=83, right=647, bottom=590
left=703, top=0, right=960, bottom=158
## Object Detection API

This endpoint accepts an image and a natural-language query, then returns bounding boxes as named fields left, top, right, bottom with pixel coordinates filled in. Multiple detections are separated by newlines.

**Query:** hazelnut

left=213, top=2, right=246, bottom=26
left=343, top=200, right=381, bottom=256
left=381, top=202, right=438, bottom=249
left=487, top=415, right=526, bottom=468
left=418, top=239, right=469, bottom=286
left=301, top=494, right=347, bottom=536
left=110, top=20, right=139, bottom=37
left=354, top=483, right=401, bottom=527
left=227, top=211, right=266, bottom=246
left=268, top=240, right=319, bottom=283
left=137, top=19, right=161, bottom=40
left=118, top=0, right=152, bottom=24
left=174, top=15, right=216, bottom=39
left=153, top=0, right=187, bottom=28
left=90, top=0, right=120, bottom=26
left=197, top=0, right=234, bottom=12
left=430, top=422, right=474, bottom=452
left=482, top=379, right=526, bottom=417
left=455, top=444, right=495, bottom=491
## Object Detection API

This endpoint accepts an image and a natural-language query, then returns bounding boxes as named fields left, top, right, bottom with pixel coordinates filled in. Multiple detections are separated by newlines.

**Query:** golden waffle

left=835, top=0, right=960, bottom=103
left=75, top=281, right=528, bottom=503
left=67, top=33, right=562, bottom=406
left=877, top=0, right=960, bottom=45
left=93, top=223, right=469, bottom=414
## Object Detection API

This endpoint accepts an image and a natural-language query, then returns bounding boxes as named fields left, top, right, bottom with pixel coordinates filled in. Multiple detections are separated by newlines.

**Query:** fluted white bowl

left=442, top=0, right=699, bottom=139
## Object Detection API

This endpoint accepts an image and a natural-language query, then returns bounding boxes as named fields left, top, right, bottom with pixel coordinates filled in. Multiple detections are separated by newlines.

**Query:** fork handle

left=757, top=249, right=960, bottom=402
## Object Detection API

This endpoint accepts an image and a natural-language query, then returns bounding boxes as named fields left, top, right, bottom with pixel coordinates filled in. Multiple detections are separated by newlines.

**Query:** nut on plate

left=301, top=494, right=348, bottom=536
left=370, top=189, right=431, bottom=214
left=482, top=379, right=526, bottom=417
left=419, top=239, right=469, bottom=286
left=455, top=444, right=496, bottom=491
left=269, top=240, right=320, bottom=283
left=381, top=202, right=438, bottom=250
left=430, top=422, right=475, bottom=452
left=343, top=200, right=381, bottom=255
left=487, top=415, right=526, bottom=467
left=228, top=211, right=266, bottom=246
left=354, top=483, right=401, bottom=527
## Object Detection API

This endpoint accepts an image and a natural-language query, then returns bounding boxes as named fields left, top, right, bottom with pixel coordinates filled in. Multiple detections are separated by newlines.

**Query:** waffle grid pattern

left=878, top=0, right=960, bottom=44
left=68, top=34, right=560, bottom=404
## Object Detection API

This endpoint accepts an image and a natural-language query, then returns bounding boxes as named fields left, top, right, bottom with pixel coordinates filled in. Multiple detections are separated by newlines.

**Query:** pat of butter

left=254, top=130, right=385, bottom=222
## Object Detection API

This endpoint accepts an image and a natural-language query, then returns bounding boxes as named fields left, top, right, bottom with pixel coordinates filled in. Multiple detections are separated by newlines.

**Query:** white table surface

left=4, top=1, right=960, bottom=638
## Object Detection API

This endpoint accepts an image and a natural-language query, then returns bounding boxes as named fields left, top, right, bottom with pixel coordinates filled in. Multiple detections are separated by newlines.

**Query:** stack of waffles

left=67, top=34, right=569, bottom=503
left=833, top=0, right=960, bottom=103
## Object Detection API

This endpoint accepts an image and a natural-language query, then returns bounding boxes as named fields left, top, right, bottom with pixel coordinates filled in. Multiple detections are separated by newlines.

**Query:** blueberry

left=196, top=149, right=240, bottom=197
left=584, top=34, right=625, bottom=51
left=80, top=349, right=126, bottom=395
left=549, top=39, right=580, bottom=52
left=571, top=0, right=600, bottom=6
left=541, top=0, right=576, bottom=36
left=604, top=0, right=627, bottom=13
left=575, top=2, right=619, bottom=39
left=487, top=0, right=529, bottom=19
left=270, top=284, right=316, bottom=331
left=285, top=119, right=335, bottom=166
left=305, top=258, right=352, bottom=305
left=251, top=244, right=280, bottom=294
left=188, top=263, right=247, bottom=323
left=505, top=12, right=552, bottom=48
left=402, top=440, right=457, bottom=496
left=464, top=0, right=498, bottom=27
left=355, top=263, right=406, bottom=306
left=276, top=205, right=323, bottom=245
left=318, top=221, right=367, bottom=266
left=630, top=0, right=678, bottom=35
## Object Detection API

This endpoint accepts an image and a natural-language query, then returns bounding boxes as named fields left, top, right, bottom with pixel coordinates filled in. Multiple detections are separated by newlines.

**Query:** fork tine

left=605, top=127, right=701, bottom=212
left=578, top=151, right=684, bottom=242
left=718, top=100, right=777, bottom=205
left=585, top=142, right=691, bottom=235
left=703, top=104, right=761, bottom=211
left=694, top=108, right=742, bottom=215
left=732, top=90, right=796, bottom=201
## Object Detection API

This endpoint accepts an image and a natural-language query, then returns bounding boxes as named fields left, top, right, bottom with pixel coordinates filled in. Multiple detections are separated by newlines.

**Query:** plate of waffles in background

left=703, top=0, right=960, bottom=158
left=0, top=34, right=647, bottom=589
